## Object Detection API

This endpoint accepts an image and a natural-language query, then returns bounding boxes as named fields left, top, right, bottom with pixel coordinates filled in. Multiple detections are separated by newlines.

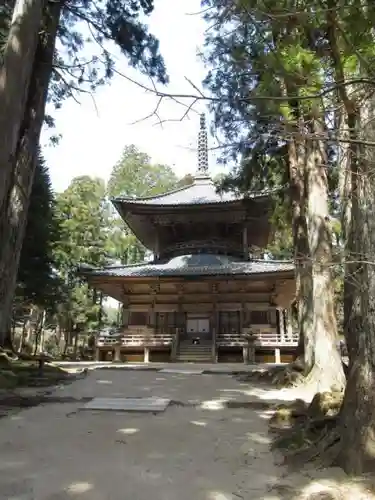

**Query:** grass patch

left=0, top=361, right=81, bottom=389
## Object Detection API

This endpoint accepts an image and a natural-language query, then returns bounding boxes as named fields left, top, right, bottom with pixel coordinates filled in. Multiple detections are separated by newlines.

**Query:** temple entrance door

left=185, top=314, right=211, bottom=341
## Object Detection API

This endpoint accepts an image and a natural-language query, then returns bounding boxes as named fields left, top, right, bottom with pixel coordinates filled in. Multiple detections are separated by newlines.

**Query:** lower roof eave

left=86, top=269, right=295, bottom=284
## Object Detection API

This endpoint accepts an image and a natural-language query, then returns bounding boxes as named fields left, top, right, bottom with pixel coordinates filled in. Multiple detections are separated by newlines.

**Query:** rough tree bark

left=288, top=135, right=314, bottom=371
left=304, top=125, right=345, bottom=391
left=0, top=0, right=63, bottom=347
left=338, top=95, right=375, bottom=473
left=0, top=0, right=45, bottom=202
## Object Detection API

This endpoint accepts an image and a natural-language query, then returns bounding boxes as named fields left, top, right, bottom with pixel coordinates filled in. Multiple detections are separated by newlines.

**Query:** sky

left=41, top=0, right=225, bottom=193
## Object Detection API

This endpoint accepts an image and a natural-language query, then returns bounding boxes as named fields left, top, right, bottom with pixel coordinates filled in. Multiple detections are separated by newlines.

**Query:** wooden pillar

left=243, top=345, right=249, bottom=364
left=278, top=308, right=285, bottom=342
left=211, top=284, right=218, bottom=363
left=275, top=347, right=281, bottom=364
left=171, top=327, right=179, bottom=361
left=212, top=326, right=217, bottom=363
left=144, top=346, right=150, bottom=363
left=122, top=306, right=129, bottom=327
left=154, top=232, right=160, bottom=260
left=113, top=345, right=121, bottom=362
left=242, top=226, right=248, bottom=258
left=286, top=309, right=293, bottom=339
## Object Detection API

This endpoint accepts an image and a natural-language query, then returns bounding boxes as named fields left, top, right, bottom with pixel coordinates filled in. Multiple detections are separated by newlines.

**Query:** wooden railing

left=97, top=326, right=299, bottom=348
left=217, top=327, right=299, bottom=347
left=97, top=326, right=174, bottom=347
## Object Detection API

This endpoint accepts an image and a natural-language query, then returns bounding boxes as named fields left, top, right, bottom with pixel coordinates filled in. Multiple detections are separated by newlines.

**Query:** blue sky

left=41, top=0, right=225, bottom=193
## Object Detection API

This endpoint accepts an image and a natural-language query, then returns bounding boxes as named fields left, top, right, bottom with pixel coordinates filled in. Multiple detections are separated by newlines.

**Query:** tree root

left=269, top=390, right=344, bottom=468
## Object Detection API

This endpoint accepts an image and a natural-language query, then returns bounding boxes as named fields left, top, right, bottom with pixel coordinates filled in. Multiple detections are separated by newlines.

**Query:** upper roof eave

left=111, top=179, right=284, bottom=210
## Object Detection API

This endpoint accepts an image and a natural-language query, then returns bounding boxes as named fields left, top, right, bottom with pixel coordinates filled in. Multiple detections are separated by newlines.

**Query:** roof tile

left=84, top=254, right=295, bottom=278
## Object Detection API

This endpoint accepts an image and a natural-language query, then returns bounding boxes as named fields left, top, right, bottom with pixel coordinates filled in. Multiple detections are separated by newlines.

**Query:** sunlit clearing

left=299, top=479, right=342, bottom=499
left=0, top=460, right=24, bottom=470
left=200, top=399, right=227, bottom=410
left=245, top=432, right=271, bottom=444
left=220, top=389, right=248, bottom=395
left=190, top=420, right=207, bottom=427
left=10, top=415, right=23, bottom=421
left=258, top=411, right=273, bottom=420
left=66, top=482, right=93, bottom=494
left=96, top=379, right=112, bottom=384
left=117, top=428, right=139, bottom=435
left=207, top=491, right=234, bottom=500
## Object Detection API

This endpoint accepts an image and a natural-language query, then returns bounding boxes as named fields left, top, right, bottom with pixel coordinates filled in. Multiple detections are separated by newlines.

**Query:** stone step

left=178, top=349, right=212, bottom=355
left=180, top=342, right=212, bottom=349
left=177, top=356, right=213, bottom=362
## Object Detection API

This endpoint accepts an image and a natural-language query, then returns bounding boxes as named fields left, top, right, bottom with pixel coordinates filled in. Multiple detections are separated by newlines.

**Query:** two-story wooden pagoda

left=82, top=115, right=297, bottom=363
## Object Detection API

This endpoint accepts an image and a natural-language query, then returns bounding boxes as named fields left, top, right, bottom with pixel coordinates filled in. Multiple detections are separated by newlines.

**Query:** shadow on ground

left=0, top=368, right=373, bottom=500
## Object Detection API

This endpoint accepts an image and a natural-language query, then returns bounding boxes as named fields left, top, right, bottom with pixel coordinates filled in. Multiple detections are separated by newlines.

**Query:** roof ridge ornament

left=196, top=113, right=209, bottom=178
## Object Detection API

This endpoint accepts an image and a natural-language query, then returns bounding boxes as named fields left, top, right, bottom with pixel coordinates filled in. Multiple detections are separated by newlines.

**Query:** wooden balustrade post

left=286, top=309, right=293, bottom=340
left=277, top=308, right=285, bottom=343
left=274, top=347, right=281, bottom=364
left=171, top=327, right=179, bottom=361
left=211, top=327, right=217, bottom=363
left=144, top=346, right=150, bottom=363
left=113, top=345, right=121, bottom=362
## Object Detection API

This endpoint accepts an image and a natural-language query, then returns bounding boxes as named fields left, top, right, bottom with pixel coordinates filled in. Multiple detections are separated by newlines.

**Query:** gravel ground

left=0, top=367, right=373, bottom=500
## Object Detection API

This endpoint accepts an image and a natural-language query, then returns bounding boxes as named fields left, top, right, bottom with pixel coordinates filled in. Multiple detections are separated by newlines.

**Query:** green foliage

left=107, top=144, right=180, bottom=264
left=16, top=152, right=63, bottom=310
left=53, top=176, right=110, bottom=332
left=202, top=0, right=371, bottom=259
left=1, top=0, right=167, bottom=128
left=54, top=176, right=108, bottom=270
left=49, top=0, right=168, bottom=122
left=107, top=145, right=178, bottom=198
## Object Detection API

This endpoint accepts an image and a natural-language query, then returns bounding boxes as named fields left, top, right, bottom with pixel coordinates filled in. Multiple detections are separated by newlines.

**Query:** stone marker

left=81, top=397, right=170, bottom=412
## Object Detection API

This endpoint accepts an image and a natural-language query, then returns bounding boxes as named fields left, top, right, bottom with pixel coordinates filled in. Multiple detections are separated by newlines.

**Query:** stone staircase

left=177, top=340, right=213, bottom=362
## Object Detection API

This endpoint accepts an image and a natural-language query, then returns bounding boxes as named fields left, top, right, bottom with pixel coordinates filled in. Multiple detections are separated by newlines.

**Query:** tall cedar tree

left=202, top=0, right=344, bottom=391
left=203, top=0, right=375, bottom=474
left=16, top=151, right=60, bottom=307
left=0, top=0, right=167, bottom=347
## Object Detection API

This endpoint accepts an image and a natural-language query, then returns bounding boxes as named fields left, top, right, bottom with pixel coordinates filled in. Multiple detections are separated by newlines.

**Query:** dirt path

left=0, top=368, right=373, bottom=499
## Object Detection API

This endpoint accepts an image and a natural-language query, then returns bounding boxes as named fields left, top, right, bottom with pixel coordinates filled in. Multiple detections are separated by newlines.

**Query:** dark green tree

left=107, top=145, right=179, bottom=264
left=202, top=0, right=375, bottom=474
left=53, top=176, right=109, bottom=348
left=202, top=0, right=345, bottom=391
left=0, top=0, right=168, bottom=347
left=16, top=151, right=60, bottom=307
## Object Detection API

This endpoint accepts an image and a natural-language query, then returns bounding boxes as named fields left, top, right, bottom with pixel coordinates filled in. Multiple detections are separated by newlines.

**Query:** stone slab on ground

left=81, top=396, right=171, bottom=412
left=160, top=368, right=204, bottom=375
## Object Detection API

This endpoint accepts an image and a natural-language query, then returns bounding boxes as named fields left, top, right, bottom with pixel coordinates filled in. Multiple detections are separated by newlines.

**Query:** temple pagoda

left=82, top=115, right=297, bottom=363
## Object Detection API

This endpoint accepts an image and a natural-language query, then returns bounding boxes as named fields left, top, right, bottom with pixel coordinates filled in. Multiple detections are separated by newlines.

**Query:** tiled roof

left=83, top=254, right=295, bottom=279
left=113, top=176, right=275, bottom=207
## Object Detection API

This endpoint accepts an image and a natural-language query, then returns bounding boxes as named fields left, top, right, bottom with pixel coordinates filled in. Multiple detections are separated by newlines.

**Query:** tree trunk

left=341, top=110, right=361, bottom=367
left=73, top=329, right=79, bottom=359
left=304, top=128, right=345, bottom=391
left=39, top=309, right=46, bottom=352
left=288, top=137, right=314, bottom=371
left=19, top=313, right=28, bottom=352
left=0, top=0, right=45, bottom=202
left=338, top=97, right=375, bottom=473
left=0, top=0, right=63, bottom=347
left=326, top=5, right=359, bottom=368
left=33, top=309, right=42, bottom=354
